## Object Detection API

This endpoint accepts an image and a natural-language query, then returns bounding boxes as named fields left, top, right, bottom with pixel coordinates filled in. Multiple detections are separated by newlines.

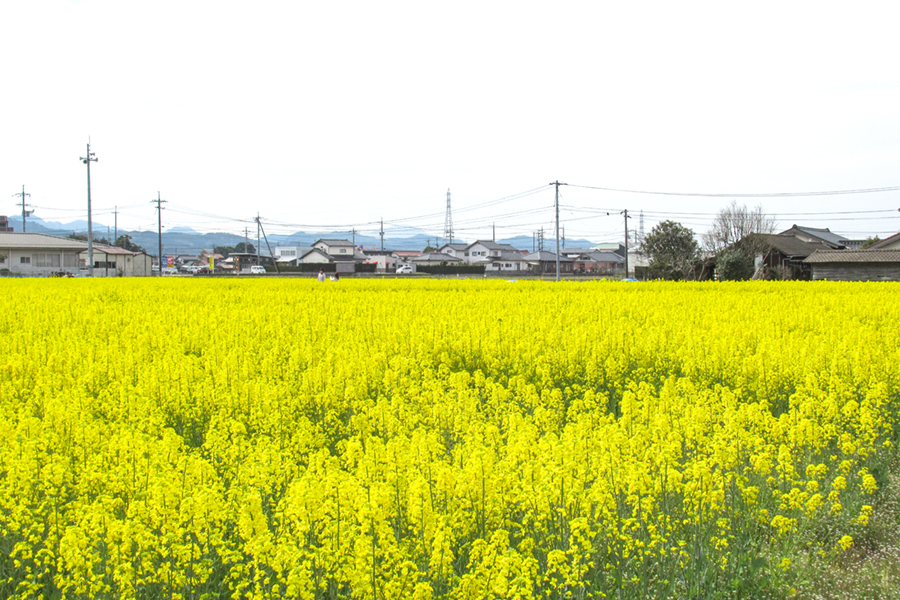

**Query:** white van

left=250, top=265, right=266, bottom=274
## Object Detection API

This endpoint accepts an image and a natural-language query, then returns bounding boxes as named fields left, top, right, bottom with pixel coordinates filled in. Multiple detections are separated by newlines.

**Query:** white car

left=250, top=265, right=267, bottom=274
left=396, top=265, right=414, bottom=274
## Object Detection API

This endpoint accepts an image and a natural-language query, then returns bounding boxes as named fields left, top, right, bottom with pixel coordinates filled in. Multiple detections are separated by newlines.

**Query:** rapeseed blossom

left=0, top=279, right=897, bottom=599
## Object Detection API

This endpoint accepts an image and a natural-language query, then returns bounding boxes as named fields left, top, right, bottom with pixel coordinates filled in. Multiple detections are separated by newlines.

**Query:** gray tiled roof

left=752, top=234, right=833, bottom=258
left=870, top=232, right=900, bottom=249
left=804, top=249, right=900, bottom=263
left=782, top=225, right=848, bottom=247
left=469, top=240, right=517, bottom=251
left=0, top=233, right=88, bottom=249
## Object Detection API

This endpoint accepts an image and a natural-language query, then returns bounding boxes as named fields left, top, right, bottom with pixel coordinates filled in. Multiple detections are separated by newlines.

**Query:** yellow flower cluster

left=0, top=279, right=896, bottom=599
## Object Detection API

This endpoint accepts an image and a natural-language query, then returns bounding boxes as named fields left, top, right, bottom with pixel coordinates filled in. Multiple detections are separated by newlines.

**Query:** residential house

left=392, top=250, right=424, bottom=269
left=570, top=250, right=625, bottom=275
left=463, top=240, right=520, bottom=265
left=78, top=245, right=153, bottom=276
left=411, top=253, right=463, bottom=266
left=523, top=251, right=573, bottom=275
left=870, top=232, right=900, bottom=250
left=313, top=239, right=356, bottom=257
left=437, top=243, right=468, bottom=261
left=480, top=250, right=528, bottom=274
left=804, top=249, right=900, bottom=281
left=778, top=225, right=857, bottom=249
left=362, top=250, right=400, bottom=272
left=743, top=233, right=835, bottom=279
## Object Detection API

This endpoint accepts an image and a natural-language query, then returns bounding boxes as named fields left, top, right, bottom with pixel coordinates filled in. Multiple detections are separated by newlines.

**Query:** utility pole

left=562, top=226, right=566, bottom=251
left=551, top=181, right=566, bottom=281
left=623, top=209, right=629, bottom=277
left=352, top=228, right=356, bottom=246
left=492, top=222, right=495, bottom=242
left=256, top=212, right=261, bottom=266
left=153, top=192, right=166, bottom=276
left=113, top=206, right=118, bottom=247
left=80, top=143, right=98, bottom=276
left=380, top=219, right=384, bottom=251
left=13, top=186, right=33, bottom=233
left=257, top=216, right=280, bottom=274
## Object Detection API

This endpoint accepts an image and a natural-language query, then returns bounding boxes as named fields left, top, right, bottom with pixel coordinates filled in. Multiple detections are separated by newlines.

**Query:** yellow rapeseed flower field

left=0, top=279, right=897, bottom=599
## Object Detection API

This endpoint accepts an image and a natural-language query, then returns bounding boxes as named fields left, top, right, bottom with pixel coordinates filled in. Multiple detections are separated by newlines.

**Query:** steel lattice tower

left=443, top=188, right=454, bottom=244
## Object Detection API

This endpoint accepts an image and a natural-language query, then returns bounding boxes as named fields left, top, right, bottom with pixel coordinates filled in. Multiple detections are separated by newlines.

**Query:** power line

left=568, top=183, right=900, bottom=198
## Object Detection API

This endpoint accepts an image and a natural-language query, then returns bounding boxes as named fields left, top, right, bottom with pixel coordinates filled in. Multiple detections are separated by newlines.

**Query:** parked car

left=250, top=265, right=267, bottom=274
left=396, top=265, right=414, bottom=274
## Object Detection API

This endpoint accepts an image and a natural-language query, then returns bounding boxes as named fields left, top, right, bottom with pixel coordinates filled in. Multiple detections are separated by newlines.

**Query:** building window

left=32, top=254, right=61, bottom=268
left=63, top=254, right=78, bottom=268
left=339, top=249, right=346, bottom=253
left=20, top=256, right=30, bottom=264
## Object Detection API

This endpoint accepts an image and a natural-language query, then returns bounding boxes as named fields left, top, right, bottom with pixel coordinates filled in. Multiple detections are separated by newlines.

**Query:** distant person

left=317, top=269, right=326, bottom=282
left=330, top=272, right=340, bottom=281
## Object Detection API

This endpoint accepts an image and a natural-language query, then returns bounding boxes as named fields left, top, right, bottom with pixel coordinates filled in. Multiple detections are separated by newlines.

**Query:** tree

left=422, top=245, right=437, bottom=253
left=717, top=246, right=754, bottom=281
left=862, top=236, right=882, bottom=249
left=703, top=201, right=775, bottom=256
left=67, top=233, right=110, bottom=245
left=642, top=220, right=699, bottom=280
left=215, top=243, right=256, bottom=258
left=114, top=234, right=145, bottom=253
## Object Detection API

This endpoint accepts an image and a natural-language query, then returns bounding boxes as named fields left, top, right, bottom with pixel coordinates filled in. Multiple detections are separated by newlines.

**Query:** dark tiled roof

left=804, top=249, right=900, bottom=264
left=753, top=234, right=834, bottom=258
left=781, top=225, right=848, bottom=247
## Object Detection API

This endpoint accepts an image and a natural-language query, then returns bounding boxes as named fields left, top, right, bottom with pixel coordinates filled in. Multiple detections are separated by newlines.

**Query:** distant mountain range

left=5, top=216, right=596, bottom=256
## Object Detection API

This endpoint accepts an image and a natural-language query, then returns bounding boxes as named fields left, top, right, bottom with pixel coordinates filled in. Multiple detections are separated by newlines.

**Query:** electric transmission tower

left=443, top=188, right=454, bottom=245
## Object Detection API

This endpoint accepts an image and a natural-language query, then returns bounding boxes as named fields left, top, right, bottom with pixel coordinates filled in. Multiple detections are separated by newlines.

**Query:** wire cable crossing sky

left=3, top=1, right=899, bottom=243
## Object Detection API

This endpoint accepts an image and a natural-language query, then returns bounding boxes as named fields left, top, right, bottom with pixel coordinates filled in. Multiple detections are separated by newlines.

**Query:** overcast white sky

left=3, top=0, right=900, bottom=245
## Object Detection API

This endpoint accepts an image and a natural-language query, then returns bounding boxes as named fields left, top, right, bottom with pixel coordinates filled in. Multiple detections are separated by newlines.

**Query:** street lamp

left=80, top=143, right=98, bottom=276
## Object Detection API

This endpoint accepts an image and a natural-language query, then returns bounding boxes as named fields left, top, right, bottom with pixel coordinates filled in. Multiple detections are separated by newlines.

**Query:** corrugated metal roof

left=804, top=249, right=900, bottom=263
left=0, top=233, right=88, bottom=249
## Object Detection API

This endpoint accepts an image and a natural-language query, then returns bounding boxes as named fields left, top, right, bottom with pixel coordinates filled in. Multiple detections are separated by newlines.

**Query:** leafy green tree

left=642, top=220, right=699, bottom=280
left=862, top=236, right=882, bottom=249
left=114, top=235, right=145, bottom=253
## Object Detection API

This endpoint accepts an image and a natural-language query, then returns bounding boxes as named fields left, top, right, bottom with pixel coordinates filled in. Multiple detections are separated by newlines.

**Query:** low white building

left=0, top=233, right=86, bottom=276
left=79, top=246, right=153, bottom=277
